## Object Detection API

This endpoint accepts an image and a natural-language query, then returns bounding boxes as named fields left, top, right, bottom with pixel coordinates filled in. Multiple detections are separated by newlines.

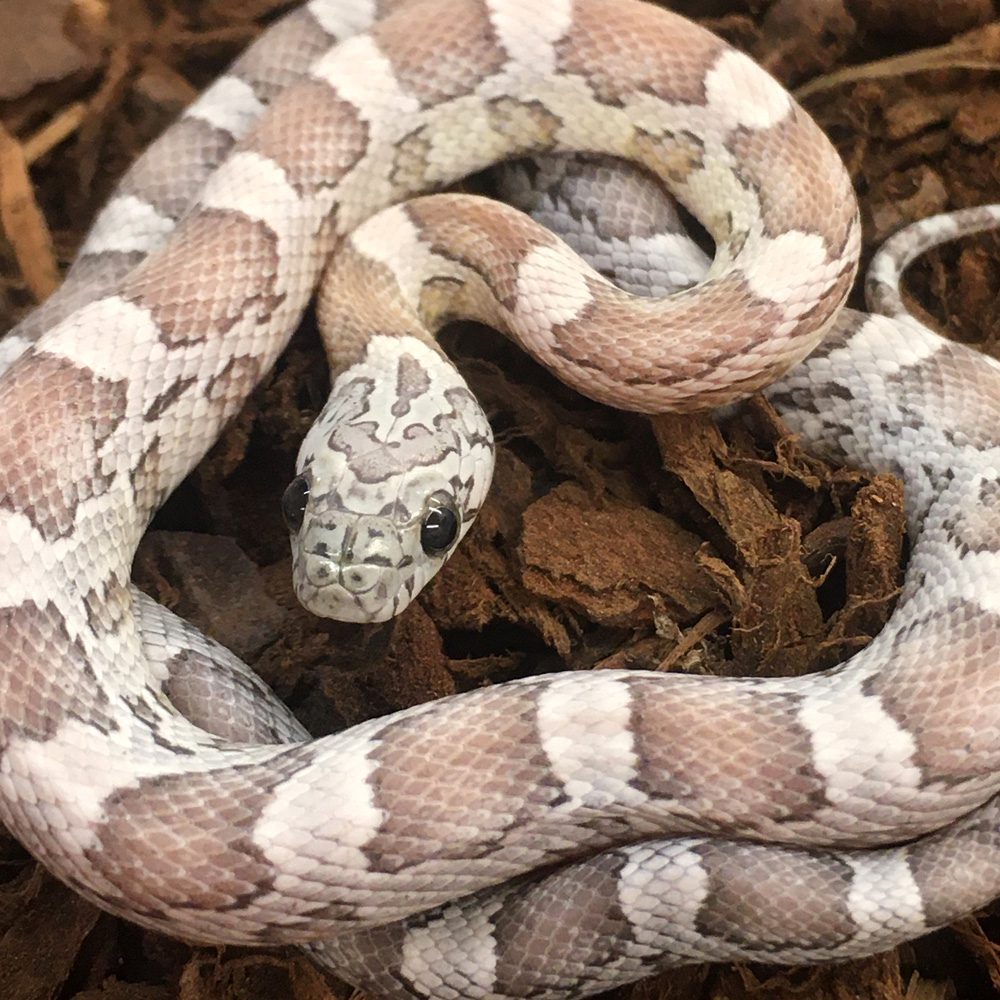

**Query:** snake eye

left=281, top=475, right=310, bottom=532
left=420, top=497, right=460, bottom=555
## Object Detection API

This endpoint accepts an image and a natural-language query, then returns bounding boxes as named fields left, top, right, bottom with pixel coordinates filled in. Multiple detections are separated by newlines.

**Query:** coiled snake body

left=2, top=1, right=1000, bottom=997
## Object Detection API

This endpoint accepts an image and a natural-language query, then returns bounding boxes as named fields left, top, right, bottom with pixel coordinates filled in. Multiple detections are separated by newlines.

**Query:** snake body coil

left=1, top=1, right=1000, bottom=997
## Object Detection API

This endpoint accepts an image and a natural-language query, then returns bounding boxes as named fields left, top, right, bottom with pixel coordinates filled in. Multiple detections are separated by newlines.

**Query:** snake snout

left=300, top=548, right=386, bottom=593
left=291, top=510, right=414, bottom=622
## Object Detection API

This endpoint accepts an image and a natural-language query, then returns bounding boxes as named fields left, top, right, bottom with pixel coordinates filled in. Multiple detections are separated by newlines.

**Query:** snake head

left=285, top=335, right=494, bottom=623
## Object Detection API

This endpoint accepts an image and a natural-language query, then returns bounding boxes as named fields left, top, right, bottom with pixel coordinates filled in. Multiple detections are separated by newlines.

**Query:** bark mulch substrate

left=1, top=1, right=1000, bottom=998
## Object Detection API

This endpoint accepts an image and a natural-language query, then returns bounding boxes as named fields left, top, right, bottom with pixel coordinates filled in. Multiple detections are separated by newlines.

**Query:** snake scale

left=2, top=0, right=1000, bottom=997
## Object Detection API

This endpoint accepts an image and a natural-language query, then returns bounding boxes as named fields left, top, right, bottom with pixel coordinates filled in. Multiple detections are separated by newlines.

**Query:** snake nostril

left=313, top=541, right=329, bottom=557
left=340, top=564, right=382, bottom=594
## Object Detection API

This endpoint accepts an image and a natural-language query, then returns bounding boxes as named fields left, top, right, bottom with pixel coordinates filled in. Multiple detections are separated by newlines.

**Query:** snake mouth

left=294, top=575, right=394, bottom=623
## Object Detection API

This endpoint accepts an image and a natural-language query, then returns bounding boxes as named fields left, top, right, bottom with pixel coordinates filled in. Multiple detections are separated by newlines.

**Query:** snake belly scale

left=1, top=0, right=1000, bottom=997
